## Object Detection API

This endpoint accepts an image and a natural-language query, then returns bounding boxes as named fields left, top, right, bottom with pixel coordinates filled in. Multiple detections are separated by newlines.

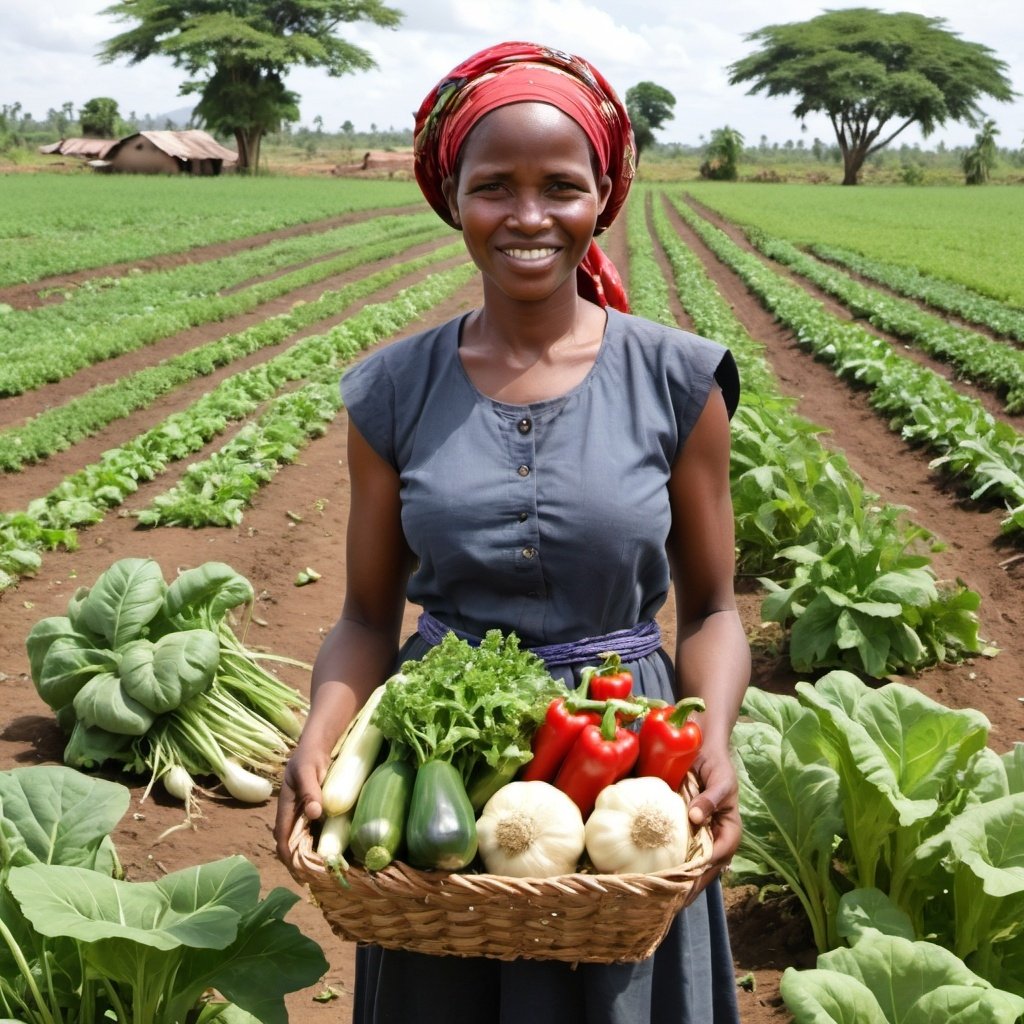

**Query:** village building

left=90, top=129, right=237, bottom=175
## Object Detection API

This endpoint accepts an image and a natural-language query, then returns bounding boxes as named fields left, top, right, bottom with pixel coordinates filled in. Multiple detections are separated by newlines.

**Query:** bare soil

left=1, top=193, right=1021, bottom=1024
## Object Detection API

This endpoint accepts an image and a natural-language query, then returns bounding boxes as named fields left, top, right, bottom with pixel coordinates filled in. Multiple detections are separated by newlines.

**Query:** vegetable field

left=1, top=173, right=1023, bottom=1022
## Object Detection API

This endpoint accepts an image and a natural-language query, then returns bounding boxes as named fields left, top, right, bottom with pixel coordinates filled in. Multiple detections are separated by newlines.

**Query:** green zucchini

left=349, top=757, right=415, bottom=871
left=405, top=759, right=478, bottom=870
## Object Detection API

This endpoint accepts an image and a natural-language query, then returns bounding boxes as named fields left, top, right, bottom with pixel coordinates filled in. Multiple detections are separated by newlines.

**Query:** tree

left=728, top=9, right=1015, bottom=185
left=700, top=126, right=744, bottom=181
left=99, top=0, right=403, bottom=173
left=962, top=118, right=1000, bottom=185
left=625, top=82, right=676, bottom=161
left=80, top=97, right=121, bottom=138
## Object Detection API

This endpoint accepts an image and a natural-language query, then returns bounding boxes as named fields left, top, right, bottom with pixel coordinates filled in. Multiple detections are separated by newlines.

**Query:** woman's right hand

left=274, top=738, right=333, bottom=863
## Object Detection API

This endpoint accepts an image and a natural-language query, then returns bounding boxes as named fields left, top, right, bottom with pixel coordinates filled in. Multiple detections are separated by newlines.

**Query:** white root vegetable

left=584, top=776, right=693, bottom=874
left=317, top=813, right=352, bottom=863
left=476, top=781, right=585, bottom=877
left=321, top=685, right=387, bottom=816
left=219, top=758, right=274, bottom=803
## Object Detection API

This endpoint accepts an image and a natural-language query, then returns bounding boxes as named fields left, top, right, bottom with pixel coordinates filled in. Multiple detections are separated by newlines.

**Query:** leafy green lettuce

left=372, top=629, right=567, bottom=781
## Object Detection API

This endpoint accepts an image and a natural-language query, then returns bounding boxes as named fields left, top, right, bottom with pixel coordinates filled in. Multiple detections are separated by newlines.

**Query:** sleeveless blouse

left=341, top=307, right=739, bottom=647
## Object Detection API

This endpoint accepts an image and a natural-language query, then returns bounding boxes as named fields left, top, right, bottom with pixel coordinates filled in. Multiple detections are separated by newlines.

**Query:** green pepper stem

left=667, top=696, right=706, bottom=726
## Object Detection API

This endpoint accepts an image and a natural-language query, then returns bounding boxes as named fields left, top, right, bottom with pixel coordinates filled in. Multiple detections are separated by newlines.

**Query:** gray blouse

left=340, top=307, right=738, bottom=648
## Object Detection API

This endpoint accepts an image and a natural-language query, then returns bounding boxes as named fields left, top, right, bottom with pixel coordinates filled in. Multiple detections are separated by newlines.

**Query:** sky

left=3, top=0, right=1022, bottom=151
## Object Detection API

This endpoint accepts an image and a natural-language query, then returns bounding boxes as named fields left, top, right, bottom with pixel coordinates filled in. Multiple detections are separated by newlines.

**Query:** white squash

left=584, top=776, right=693, bottom=874
left=476, top=781, right=586, bottom=877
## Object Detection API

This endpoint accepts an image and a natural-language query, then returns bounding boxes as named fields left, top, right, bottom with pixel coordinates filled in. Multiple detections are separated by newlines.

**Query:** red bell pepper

left=636, top=697, right=706, bottom=791
left=554, top=706, right=640, bottom=817
left=520, top=698, right=600, bottom=782
left=583, top=652, right=634, bottom=702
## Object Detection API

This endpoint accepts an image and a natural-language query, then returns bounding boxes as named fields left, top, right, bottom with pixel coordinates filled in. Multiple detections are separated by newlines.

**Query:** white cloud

left=2, top=0, right=1021, bottom=148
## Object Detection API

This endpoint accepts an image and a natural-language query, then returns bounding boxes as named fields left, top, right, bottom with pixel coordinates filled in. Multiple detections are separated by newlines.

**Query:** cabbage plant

left=0, top=765, right=326, bottom=1023
left=25, top=558, right=308, bottom=819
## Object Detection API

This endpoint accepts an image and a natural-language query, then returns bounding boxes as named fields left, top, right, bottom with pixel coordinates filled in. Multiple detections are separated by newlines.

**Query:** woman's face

left=443, top=102, right=613, bottom=305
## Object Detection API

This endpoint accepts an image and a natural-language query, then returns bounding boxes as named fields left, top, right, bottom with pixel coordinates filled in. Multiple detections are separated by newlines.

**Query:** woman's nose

left=508, top=193, right=551, bottom=231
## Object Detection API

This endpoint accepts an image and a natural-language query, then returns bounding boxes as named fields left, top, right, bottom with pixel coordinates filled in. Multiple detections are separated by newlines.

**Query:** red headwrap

left=413, top=42, right=636, bottom=312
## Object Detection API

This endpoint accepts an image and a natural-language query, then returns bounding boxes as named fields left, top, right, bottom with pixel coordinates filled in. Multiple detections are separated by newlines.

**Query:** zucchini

left=349, top=757, right=415, bottom=871
left=466, top=757, right=519, bottom=812
left=321, top=685, right=387, bottom=816
left=405, top=760, right=478, bottom=870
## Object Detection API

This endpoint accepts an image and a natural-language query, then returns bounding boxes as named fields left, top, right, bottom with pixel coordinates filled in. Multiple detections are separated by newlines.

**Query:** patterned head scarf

left=413, top=42, right=636, bottom=312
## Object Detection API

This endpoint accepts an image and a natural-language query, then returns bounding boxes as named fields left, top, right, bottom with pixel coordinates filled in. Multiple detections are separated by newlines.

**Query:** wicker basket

left=285, top=779, right=714, bottom=964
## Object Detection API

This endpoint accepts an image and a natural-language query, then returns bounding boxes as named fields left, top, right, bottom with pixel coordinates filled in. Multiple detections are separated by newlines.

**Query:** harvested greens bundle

left=26, top=557, right=309, bottom=821
left=372, top=629, right=568, bottom=809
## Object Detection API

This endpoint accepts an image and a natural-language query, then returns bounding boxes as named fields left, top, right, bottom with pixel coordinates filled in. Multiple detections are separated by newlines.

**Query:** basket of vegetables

left=286, top=632, right=714, bottom=964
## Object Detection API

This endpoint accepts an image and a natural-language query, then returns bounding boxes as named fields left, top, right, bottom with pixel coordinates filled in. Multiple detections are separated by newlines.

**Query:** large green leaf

left=817, top=935, right=1024, bottom=1023
left=781, top=966, right=889, bottom=1024
left=164, top=562, right=253, bottom=630
left=72, top=671, right=156, bottom=736
left=119, top=629, right=219, bottom=713
left=76, top=557, right=167, bottom=648
left=33, top=637, right=116, bottom=711
left=7, top=857, right=254, bottom=953
left=733, top=710, right=843, bottom=952
left=795, top=671, right=989, bottom=894
left=0, top=765, right=127, bottom=876
left=915, top=793, right=1024, bottom=963
left=25, top=615, right=78, bottom=683
left=175, top=887, right=328, bottom=1024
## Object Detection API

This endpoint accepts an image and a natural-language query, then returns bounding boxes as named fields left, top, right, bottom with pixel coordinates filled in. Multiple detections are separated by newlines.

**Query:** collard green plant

left=780, top=890, right=1024, bottom=1024
left=734, top=673, right=994, bottom=956
left=0, top=765, right=326, bottom=1023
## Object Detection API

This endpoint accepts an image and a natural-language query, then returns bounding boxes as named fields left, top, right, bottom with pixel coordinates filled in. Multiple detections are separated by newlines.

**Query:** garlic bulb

left=584, top=776, right=693, bottom=874
left=476, top=781, right=585, bottom=877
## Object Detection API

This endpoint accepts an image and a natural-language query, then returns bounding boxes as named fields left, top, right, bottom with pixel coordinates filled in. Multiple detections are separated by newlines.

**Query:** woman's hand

left=682, top=741, right=741, bottom=903
left=273, top=737, right=333, bottom=863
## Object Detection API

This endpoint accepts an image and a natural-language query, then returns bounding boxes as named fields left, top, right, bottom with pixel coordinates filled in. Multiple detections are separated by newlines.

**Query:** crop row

left=0, top=176, right=423, bottom=286
left=668, top=191, right=1024, bottom=536
left=0, top=237, right=464, bottom=470
left=0, top=213, right=445, bottom=395
left=808, top=242, right=1024, bottom=343
left=0, top=262, right=476, bottom=591
left=739, top=226, right=1024, bottom=413
left=626, top=187, right=984, bottom=679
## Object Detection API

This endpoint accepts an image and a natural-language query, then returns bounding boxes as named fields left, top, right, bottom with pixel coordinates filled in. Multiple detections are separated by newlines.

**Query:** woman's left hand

left=682, top=742, right=741, bottom=901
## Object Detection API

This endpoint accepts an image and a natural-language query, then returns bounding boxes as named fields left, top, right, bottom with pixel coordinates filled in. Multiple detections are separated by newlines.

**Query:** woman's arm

left=665, top=386, right=750, bottom=872
left=274, top=418, right=414, bottom=861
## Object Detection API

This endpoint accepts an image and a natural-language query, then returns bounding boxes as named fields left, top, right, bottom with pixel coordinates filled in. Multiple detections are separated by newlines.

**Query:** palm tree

left=962, top=119, right=999, bottom=185
left=700, top=126, right=745, bottom=181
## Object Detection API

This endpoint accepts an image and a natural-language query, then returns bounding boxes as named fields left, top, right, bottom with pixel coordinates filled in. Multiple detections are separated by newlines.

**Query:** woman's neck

left=458, top=290, right=608, bottom=404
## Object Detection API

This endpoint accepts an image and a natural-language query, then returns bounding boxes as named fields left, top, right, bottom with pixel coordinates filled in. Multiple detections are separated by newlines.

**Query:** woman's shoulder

left=342, top=313, right=463, bottom=389
left=607, top=309, right=739, bottom=417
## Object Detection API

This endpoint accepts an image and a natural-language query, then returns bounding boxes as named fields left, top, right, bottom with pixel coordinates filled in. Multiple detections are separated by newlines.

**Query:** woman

left=275, top=41, right=750, bottom=1024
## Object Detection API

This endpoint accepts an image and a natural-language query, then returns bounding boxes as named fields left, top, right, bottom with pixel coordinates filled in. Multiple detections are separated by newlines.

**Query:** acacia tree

left=625, top=82, right=676, bottom=161
left=99, top=0, right=403, bottom=173
left=728, top=8, right=1014, bottom=185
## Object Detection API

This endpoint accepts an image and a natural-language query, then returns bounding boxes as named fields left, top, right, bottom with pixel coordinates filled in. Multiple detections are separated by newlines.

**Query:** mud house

left=39, top=138, right=119, bottom=160
left=91, top=130, right=237, bottom=175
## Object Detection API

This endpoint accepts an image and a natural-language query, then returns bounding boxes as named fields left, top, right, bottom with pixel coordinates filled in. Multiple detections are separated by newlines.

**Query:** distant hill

left=148, top=106, right=195, bottom=129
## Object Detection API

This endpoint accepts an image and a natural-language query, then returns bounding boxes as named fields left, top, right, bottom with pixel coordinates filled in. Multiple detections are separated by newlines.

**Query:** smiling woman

left=275, top=40, right=750, bottom=1024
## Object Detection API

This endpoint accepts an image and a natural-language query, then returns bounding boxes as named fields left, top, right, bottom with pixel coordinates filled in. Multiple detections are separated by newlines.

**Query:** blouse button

left=517, top=417, right=533, bottom=435
left=517, top=511, right=528, bottom=522
left=517, top=464, right=530, bottom=477
left=522, top=547, right=537, bottom=559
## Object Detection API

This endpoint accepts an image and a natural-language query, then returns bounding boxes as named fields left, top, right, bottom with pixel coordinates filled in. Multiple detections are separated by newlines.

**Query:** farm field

left=1, top=173, right=1023, bottom=1023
